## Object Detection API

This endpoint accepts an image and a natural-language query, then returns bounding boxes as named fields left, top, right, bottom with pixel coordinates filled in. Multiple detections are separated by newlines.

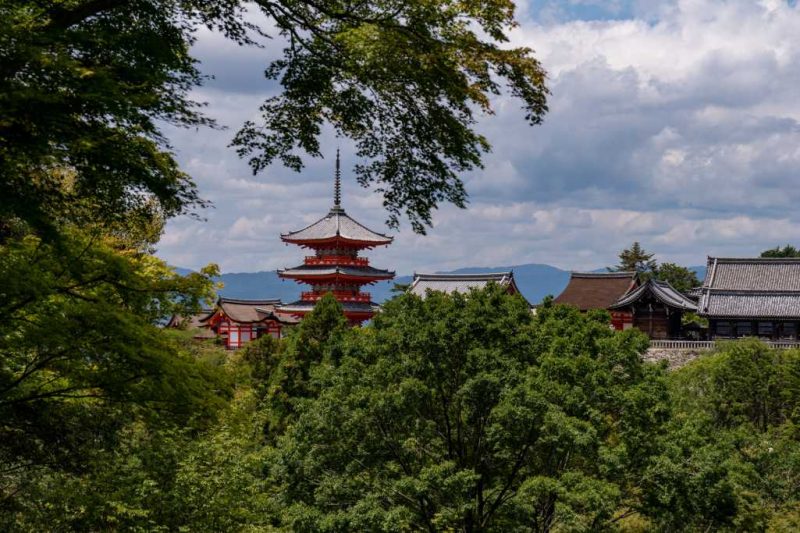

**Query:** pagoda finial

left=333, top=148, right=342, bottom=210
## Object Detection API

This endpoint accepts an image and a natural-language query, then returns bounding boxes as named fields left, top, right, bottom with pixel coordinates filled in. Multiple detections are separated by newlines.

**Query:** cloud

left=158, top=0, right=800, bottom=276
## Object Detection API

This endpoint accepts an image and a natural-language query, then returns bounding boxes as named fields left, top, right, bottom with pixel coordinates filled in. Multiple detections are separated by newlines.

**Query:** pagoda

left=276, top=151, right=395, bottom=324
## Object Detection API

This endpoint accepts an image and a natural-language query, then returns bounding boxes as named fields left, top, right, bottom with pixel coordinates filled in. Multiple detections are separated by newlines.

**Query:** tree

left=0, top=220, right=225, bottom=513
left=641, top=340, right=800, bottom=531
left=761, top=245, right=800, bottom=258
left=612, top=242, right=657, bottom=274
left=259, top=292, right=349, bottom=438
left=2, top=0, right=548, bottom=237
left=267, top=287, right=670, bottom=531
left=656, top=262, right=700, bottom=293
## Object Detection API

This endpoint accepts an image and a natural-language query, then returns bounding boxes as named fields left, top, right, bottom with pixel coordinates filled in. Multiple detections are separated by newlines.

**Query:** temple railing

left=649, top=340, right=715, bottom=349
left=304, top=255, right=369, bottom=266
left=301, top=291, right=371, bottom=303
left=649, top=339, right=800, bottom=350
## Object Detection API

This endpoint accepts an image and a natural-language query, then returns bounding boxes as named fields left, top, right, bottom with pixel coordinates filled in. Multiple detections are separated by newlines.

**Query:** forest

left=3, top=287, right=800, bottom=531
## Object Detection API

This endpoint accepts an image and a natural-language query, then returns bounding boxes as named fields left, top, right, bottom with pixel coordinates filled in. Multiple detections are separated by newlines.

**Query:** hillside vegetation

left=4, top=288, right=799, bottom=532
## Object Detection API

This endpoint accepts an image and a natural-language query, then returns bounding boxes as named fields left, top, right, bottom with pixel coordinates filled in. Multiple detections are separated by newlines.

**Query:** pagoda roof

left=409, top=271, right=528, bottom=304
left=277, top=299, right=379, bottom=315
left=609, top=279, right=697, bottom=311
left=281, top=207, right=393, bottom=247
left=279, top=264, right=395, bottom=280
left=553, top=271, right=638, bottom=311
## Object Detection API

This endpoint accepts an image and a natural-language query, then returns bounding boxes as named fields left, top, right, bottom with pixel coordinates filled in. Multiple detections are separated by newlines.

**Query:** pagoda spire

left=332, top=148, right=342, bottom=212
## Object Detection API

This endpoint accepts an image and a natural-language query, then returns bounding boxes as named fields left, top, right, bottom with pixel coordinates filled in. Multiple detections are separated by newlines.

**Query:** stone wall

left=643, top=347, right=711, bottom=369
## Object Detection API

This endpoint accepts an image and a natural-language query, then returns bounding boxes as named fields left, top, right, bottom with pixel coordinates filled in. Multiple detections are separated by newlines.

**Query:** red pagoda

left=276, top=151, right=395, bottom=324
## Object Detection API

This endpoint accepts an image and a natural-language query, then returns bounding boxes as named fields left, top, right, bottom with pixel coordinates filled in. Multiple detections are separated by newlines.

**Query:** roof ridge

left=570, top=271, right=636, bottom=277
left=415, top=271, right=512, bottom=280
left=710, top=256, right=800, bottom=263
left=701, top=289, right=800, bottom=295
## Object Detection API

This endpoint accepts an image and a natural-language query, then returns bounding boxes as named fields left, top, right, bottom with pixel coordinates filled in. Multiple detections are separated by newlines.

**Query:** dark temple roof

left=205, top=297, right=297, bottom=324
left=166, top=309, right=214, bottom=329
left=609, top=278, right=697, bottom=311
left=408, top=272, right=527, bottom=303
left=553, top=271, right=637, bottom=311
left=698, top=257, right=800, bottom=318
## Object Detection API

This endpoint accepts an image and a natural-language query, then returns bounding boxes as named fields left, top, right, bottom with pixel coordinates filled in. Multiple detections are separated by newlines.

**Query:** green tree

left=260, top=292, right=349, bottom=438
left=2, top=0, right=548, bottom=236
left=612, top=241, right=657, bottom=274
left=761, top=245, right=800, bottom=258
left=656, top=262, right=700, bottom=293
left=267, top=287, right=670, bottom=531
left=0, top=222, right=225, bottom=514
left=642, top=340, right=800, bottom=531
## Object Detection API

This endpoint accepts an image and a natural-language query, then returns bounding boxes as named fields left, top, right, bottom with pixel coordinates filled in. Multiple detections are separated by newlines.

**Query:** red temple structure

left=276, top=152, right=395, bottom=324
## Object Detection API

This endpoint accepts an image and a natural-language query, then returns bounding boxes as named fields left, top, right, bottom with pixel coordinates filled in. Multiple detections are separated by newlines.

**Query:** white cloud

left=158, top=0, right=800, bottom=275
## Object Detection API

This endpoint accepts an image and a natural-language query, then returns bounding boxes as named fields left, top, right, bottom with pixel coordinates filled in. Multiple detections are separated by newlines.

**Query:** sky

left=157, top=0, right=800, bottom=275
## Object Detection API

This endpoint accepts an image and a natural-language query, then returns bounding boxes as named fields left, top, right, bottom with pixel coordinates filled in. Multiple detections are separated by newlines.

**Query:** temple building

left=167, top=297, right=298, bottom=349
left=409, top=272, right=528, bottom=305
left=553, top=271, right=638, bottom=330
left=608, top=278, right=697, bottom=339
left=277, top=152, right=395, bottom=324
left=698, top=257, right=800, bottom=340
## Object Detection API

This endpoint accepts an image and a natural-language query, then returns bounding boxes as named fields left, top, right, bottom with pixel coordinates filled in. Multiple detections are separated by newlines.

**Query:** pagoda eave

left=280, top=235, right=392, bottom=249
left=279, top=273, right=394, bottom=284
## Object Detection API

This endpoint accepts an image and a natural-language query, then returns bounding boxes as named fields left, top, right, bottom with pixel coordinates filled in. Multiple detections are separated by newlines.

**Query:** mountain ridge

left=176, top=264, right=707, bottom=305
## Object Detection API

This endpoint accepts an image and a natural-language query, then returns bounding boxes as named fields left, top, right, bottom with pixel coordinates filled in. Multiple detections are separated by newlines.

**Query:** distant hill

left=176, top=264, right=707, bottom=305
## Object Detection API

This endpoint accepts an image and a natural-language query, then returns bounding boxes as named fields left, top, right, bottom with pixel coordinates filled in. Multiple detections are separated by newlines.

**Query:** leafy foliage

left=612, top=242, right=657, bottom=275
left=234, top=0, right=549, bottom=232
left=656, top=262, right=700, bottom=294
left=643, top=340, right=800, bottom=531
left=761, top=245, right=800, bottom=258
left=611, top=243, right=700, bottom=292
left=266, top=287, right=669, bottom=531
left=0, top=220, right=225, bottom=522
left=2, top=0, right=547, bottom=236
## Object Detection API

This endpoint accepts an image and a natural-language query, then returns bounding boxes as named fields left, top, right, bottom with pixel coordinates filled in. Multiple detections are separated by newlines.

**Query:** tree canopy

left=1, top=0, right=548, bottom=236
left=267, top=287, right=669, bottom=531
left=761, top=245, right=800, bottom=258
left=611, top=241, right=657, bottom=274
left=611, top=242, right=700, bottom=292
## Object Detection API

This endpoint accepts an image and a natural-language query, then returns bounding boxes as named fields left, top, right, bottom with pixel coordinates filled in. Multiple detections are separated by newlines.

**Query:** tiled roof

left=701, top=292, right=800, bottom=318
left=408, top=272, right=527, bottom=303
left=553, top=271, right=637, bottom=311
left=281, top=208, right=393, bottom=246
left=279, top=264, right=395, bottom=280
left=609, top=279, right=697, bottom=311
left=213, top=297, right=284, bottom=323
left=699, top=257, right=800, bottom=318
left=703, top=257, right=800, bottom=291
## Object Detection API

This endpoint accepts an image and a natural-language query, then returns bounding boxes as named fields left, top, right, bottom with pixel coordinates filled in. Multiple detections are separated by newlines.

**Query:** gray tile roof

left=409, top=272, right=528, bottom=303
left=281, top=207, right=393, bottom=246
left=699, top=257, right=800, bottom=318
left=278, top=264, right=395, bottom=280
left=609, top=279, right=697, bottom=311
left=703, top=257, right=800, bottom=291
left=701, top=292, right=800, bottom=319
